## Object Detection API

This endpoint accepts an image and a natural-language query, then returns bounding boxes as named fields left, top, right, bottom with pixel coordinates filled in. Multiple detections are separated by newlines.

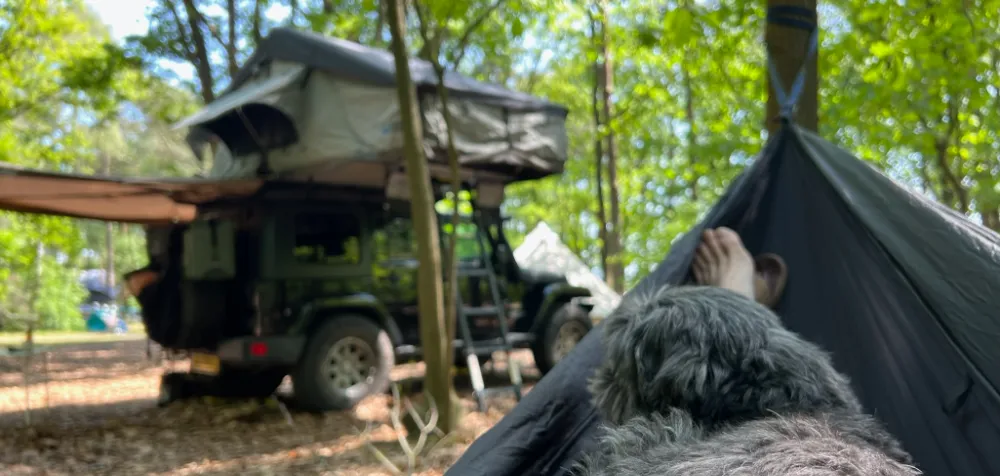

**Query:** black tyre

left=531, top=302, right=593, bottom=374
left=291, top=315, right=394, bottom=412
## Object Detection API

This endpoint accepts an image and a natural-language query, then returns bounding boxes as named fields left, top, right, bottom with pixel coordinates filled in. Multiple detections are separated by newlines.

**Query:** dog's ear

left=632, top=319, right=666, bottom=390
left=738, top=330, right=864, bottom=418
left=589, top=364, right=643, bottom=425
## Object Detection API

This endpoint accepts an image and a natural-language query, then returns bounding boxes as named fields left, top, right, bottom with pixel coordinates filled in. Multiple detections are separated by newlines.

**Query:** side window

left=373, top=216, right=416, bottom=260
left=292, top=212, right=362, bottom=265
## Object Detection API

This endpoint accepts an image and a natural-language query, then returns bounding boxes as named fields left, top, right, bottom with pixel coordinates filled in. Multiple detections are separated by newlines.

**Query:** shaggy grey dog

left=587, top=285, right=912, bottom=464
left=589, top=285, right=863, bottom=426
left=575, top=408, right=921, bottom=476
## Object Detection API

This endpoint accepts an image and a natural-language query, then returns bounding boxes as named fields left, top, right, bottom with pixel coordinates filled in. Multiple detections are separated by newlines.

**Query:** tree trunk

left=765, top=0, right=818, bottom=134
left=591, top=62, right=609, bottom=280
left=252, top=0, right=264, bottom=46
left=289, top=0, right=299, bottom=25
left=226, top=0, right=239, bottom=79
left=181, top=0, right=216, bottom=103
left=373, top=1, right=386, bottom=46
left=432, top=62, right=463, bottom=431
left=588, top=16, right=609, bottom=281
left=385, top=0, right=457, bottom=433
left=598, top=0, right=624, bottom=294
left=683, top=63, right=698, bottom=201
left=323, top=0, right=335, bottom=14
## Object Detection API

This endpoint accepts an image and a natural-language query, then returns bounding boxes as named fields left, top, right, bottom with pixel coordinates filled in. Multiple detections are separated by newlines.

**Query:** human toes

left=703, top=228, right=727, bottom=264
left=714, top=227, right=750, bottom=259
left=692, top=251, right=709, bottom=284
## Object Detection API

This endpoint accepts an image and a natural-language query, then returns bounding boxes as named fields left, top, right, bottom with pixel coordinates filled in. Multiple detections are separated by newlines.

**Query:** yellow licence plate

left=190, top=352, right=220, bottom=375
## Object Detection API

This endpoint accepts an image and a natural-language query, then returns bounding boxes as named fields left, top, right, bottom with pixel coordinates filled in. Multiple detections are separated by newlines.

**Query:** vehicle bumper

left=215, top=335, right=306, bottom=366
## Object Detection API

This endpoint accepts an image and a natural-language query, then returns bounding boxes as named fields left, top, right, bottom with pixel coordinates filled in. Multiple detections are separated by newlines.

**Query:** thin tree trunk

left=373, top=2, right=386, bottom=46
left=683, top=63, right=698, bottom=202
left=432, top=62, right=463, bottom=434
left=764, top=0, right=818, bottom=134
left=226, top=0, right=239, bottom=78
left=588, top=12, right=609, bottom=281
left=289, top=0, right=299, bottom=25
left=598, top=0, right=624, bottom=294
left=181, top=0, right=216, bottom=103
left=323, top=0, right=334, bottom=14
left=385, top=0, right=455, bottom=433
left=591, top=62, right=609, bottom=279
left=252, top=0, right=264, bottom=46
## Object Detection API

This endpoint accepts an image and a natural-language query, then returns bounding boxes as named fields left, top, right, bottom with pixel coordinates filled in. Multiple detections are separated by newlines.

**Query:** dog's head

left=590, top=285, right=865, bottom=427
left=589, top=285, right=782, bottom=424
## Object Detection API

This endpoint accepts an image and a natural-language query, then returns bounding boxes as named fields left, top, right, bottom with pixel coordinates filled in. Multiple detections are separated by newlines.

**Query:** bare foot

left=691, top=227, right=756, bottom=300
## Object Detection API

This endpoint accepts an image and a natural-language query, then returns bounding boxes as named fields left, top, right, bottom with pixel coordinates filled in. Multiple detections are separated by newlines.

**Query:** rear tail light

left=249, top=342, right=269, bottom=357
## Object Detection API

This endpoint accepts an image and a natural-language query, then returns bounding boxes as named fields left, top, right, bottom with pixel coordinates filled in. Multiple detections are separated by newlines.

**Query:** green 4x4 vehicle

left=118, top=28, right=593, bottom=411
left=133, top=184, right=594, bottom=411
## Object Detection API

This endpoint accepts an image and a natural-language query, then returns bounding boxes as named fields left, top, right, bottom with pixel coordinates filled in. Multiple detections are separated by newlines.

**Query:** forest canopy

left=2, top=0, right=998, bottom=329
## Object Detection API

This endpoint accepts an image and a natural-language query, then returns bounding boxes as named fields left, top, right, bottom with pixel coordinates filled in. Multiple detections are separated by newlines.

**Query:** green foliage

left=4, top=0, right=1000, bottom=313
left=0, top=0, right=200, bottom=329
left=35, top=253, right=88, bottom=331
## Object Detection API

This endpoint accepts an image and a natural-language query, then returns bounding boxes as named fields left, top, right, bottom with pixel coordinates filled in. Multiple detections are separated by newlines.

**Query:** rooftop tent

left=513, top=221, right=622, bottom=319
left=175, top=28, right=570, bottom=188
left=446, top=124, right=1000, bottom=476
left=0, top=163, right=263, bottom=224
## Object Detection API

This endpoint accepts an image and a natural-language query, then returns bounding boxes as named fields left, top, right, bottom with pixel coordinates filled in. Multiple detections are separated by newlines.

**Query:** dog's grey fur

left=589, top=285, right=863, bottom=427
left=586, top=284, right=912, bottom=467
left=576, top=408, right=921, bottom=476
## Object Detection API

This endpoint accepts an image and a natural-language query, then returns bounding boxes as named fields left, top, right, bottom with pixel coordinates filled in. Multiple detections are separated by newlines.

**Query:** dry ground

left=0, top=340, right=538, bottom=475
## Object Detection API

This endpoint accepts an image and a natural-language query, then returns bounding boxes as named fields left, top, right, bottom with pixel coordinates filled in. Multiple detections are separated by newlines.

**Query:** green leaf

left=869, top=41, right=893, bottom=58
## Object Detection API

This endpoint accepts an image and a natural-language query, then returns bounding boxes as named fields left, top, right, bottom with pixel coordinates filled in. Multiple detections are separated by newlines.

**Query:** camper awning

left=0, top=164, right=262, bottom=224
left=173, top=63, right=307, bottom=131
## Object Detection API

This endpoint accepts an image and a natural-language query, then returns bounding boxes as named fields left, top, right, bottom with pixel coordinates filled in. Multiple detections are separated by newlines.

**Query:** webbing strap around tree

left=765, top=5, right=820, bottom=120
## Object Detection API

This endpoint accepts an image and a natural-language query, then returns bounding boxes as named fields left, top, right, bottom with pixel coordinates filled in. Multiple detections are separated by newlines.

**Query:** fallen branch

left=354, top=382, right=453, bottom=475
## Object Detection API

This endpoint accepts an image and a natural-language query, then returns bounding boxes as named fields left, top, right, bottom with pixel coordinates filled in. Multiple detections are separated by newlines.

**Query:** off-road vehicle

left=120, top=28, right=592, bottom=411
left=134, top=183, right=593, bottom=411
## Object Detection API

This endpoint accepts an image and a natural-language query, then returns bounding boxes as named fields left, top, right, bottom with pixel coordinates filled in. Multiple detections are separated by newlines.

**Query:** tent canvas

left=176, top=28, right=569, bottom=187
left=0, top=163, right=263, bottom=224
left=446, top=124, right=1000, bottom=476
left=513, top=222, right=622, bottom=319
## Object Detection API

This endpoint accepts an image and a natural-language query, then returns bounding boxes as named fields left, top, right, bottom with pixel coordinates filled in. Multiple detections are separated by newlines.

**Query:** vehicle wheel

left=531, top=302, right=592, bottom=374
left=292, top=315, right=394, bottom=412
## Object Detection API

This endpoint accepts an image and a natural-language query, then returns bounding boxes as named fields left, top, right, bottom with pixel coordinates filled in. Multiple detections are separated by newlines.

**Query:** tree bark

left=252, top=0, right=264, bottom=46
left=385, top=0, right=456, bottom=433
left=373, top=1, right=386, bottom=46
left=588, top=14, right=609, bottom=281
left=226, top=0, right=239, bottom=79
left=683, top=63, right=698, bottom=201
left=598, top=0, right=624, bottom=294
left=289, top=0, right=299, bottom=25
left=764, top=0, right=818, bottom=134
left=181, top=0, right=216, bottom=103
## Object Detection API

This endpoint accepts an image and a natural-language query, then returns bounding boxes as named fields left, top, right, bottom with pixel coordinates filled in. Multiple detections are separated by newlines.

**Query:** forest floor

left=0, top=340, right=538, bottom=475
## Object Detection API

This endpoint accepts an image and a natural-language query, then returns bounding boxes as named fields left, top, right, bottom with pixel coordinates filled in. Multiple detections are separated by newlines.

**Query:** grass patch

left=0, top=325, right=146, bottom=347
